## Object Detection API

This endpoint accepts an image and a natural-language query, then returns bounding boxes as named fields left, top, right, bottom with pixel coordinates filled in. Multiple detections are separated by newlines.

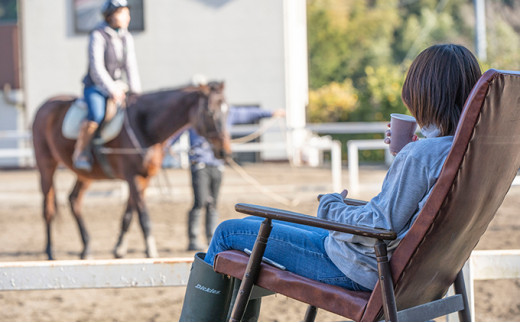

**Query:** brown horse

left=32, top=82, right=230, bottom=260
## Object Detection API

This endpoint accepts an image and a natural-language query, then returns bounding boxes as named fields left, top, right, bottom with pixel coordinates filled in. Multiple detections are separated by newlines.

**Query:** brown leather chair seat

left=214, top=250, right=371, bottom=321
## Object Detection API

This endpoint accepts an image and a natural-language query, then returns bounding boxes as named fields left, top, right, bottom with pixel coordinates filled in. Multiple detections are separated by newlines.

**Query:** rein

left=225, top=116, right=297, bottom=206
left=98, top=110, right=148, bottom=156
left=226, top=157, right=300, bottom=207
left=98, top=90, right=212, bottom=155
left=230, top=117, right=283, bottom=144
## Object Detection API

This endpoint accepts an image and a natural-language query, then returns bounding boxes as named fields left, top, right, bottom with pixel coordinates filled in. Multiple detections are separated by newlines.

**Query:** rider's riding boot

left=73, top=120, right=98, bottom=172
left=179, top=252, right=234, bottom=321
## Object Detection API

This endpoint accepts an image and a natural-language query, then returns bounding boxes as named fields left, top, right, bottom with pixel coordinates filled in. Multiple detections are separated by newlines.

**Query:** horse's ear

left=198, top=84, right=210, bottom=96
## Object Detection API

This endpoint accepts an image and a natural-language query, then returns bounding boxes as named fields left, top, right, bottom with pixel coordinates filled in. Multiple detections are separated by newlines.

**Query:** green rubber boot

left=226, top=279, right=263, bottom=322
left=179, top=252, right=234, bottom=321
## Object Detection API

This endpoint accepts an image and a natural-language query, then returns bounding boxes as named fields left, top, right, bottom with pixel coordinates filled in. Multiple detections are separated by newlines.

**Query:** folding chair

left=213, top=69, right=520, bottom=322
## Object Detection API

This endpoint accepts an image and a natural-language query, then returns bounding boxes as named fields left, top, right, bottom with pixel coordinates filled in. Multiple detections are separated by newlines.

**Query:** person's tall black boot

left=179, top=252, right=234, bottom=321
left=187, top=209, right=204, bottom=251
left=205, top=206, right=218, bottom=244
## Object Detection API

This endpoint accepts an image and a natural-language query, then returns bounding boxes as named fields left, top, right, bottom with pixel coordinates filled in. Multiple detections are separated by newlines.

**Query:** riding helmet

left=101, top=0, right=129, bottom=18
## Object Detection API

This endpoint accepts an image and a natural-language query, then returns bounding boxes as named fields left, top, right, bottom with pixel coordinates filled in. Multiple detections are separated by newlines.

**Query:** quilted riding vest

left=82, top=23, right=129, bottom=94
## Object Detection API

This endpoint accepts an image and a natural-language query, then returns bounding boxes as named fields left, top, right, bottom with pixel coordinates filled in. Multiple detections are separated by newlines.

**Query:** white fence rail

left=2, top=128, right=343, bottom=192
left=0, top=257, right=193, bottom=291
left=347, top=139, right=393, bottom=193
left=0, top=250, right=519, bottom=322
left=2, top=125, right=518, bottom=192
left=0, top=130, right=34, bottom=166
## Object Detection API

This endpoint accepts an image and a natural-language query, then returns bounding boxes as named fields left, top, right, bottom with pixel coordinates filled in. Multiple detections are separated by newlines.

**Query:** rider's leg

left=73, top=121, right=99, bottom=171
left=73, top=86, right=106, bottom=171
left=187, top=164, right=210, bottom=251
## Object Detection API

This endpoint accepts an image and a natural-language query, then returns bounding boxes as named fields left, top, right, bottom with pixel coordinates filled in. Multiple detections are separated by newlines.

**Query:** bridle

left=193, top=84, right=228, bottom=141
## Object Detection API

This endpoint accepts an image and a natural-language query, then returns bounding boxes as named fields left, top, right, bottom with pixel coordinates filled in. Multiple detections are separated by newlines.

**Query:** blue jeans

left=84, top=86, right=108, bottom=124
left=204, top=216, right=370, bottom=291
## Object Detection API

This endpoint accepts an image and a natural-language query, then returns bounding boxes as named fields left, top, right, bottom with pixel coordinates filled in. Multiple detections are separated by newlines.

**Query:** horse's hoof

left=114, top=245, right=127, bottom=258
left=145, top=236, right=158, bottom=258
left=146, top=250, right=159, bottom=258
left=81, top=253, right=93, bottom=260
left=114, top=244, right=128, bottom=258
left=114, top=250, right=125, bottom=258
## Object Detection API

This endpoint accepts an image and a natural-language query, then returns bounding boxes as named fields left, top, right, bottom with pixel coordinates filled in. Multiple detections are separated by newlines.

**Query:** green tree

left=308, top=80, right=359, bottom=122
left=307, top=0, right=520, bottom=124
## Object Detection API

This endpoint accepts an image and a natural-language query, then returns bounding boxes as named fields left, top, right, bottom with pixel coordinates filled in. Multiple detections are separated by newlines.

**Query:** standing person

left=73, top=0, right=141, bottom=172
left=186, top=106, right=286, bottom=251
left=179, top=44, right=482, bottom=321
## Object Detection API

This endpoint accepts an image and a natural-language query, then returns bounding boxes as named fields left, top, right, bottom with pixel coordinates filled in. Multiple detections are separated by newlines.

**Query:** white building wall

left=15, top=0, right=308, bottom=166
left=21, top=0, right=87, bottom=120
left=0, top=90, right=31, bottom=167
left=282, top=0, right=308, bottom=162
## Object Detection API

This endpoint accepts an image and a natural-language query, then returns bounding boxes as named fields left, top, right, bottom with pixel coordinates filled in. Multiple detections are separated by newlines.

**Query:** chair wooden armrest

left=235, top=203, right=396, bottom=241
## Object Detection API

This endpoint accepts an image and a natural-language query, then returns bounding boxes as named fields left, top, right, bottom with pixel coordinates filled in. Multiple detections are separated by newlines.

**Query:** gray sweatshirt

left=317, top=136, right=453, bottom=289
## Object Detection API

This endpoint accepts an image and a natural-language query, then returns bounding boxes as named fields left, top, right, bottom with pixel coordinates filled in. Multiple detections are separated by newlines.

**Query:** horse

left=32, top=82, right=230, bottom=260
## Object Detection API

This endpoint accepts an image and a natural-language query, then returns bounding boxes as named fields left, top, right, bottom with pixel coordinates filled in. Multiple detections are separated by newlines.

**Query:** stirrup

left=73, top=156, right=92, bottom=172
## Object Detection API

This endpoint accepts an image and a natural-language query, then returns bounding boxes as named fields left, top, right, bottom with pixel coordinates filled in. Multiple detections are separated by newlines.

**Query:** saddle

left=62, top=98, right=125, bottom=144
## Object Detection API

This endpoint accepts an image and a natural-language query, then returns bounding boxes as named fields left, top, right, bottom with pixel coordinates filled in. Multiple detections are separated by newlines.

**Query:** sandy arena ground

left=0, top=163, right=518, bottom=321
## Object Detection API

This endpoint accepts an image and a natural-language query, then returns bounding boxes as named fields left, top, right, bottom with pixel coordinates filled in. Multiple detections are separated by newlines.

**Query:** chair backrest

left=363, top=69, right=520, bottom=321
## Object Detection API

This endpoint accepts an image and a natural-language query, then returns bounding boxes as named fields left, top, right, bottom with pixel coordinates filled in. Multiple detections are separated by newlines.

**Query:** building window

left=0, top=0, right=17, bottom=23
left=74, top=0, right=144, bottom=33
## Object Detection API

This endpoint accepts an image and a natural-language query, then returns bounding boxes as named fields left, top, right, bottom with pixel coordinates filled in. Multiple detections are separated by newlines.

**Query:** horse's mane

left=125, top=84, right=203, bottom=143
left=130, top=81, right=223, bottom=111
left=139, top=85, right=197, bottom=100
left=130, top=85, right=200, bottom=112
left=138, top=80, right=222, bottom=99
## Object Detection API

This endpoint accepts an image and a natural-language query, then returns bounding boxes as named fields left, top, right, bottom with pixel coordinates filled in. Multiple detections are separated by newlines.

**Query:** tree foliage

left=307, top=0, right=520, bottom=123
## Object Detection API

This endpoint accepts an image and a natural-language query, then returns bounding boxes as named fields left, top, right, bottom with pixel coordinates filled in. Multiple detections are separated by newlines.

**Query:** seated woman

left=179, top=44, right=482, bottom=321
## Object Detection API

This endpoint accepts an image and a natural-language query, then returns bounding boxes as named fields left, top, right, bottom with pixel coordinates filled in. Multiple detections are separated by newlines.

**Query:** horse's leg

left=33, top=134, right=60, bottom=260
left=113, top=202, right=134, bottom=258
left=127, top=175, right=158, bottom=258
left=39, top=163, right=58, bottom=260
left=68, top=178, right=92, bottom=259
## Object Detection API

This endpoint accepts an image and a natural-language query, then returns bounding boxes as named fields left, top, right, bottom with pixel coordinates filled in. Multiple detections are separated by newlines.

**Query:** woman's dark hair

left=401, top=44, right=482, bottom=136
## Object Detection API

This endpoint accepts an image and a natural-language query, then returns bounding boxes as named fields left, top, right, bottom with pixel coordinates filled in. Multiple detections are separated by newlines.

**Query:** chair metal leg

left=454, top=270, right=471, bottom=322
left=375, top=239, right=398, bottom=321
left=304, top=305, right=317, bottom=322
left=229, top=218, right=273, bottom=322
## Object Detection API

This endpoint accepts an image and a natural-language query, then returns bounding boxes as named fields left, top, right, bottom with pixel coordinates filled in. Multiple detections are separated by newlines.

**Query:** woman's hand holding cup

left=385, top=114, right=418, bottom=156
